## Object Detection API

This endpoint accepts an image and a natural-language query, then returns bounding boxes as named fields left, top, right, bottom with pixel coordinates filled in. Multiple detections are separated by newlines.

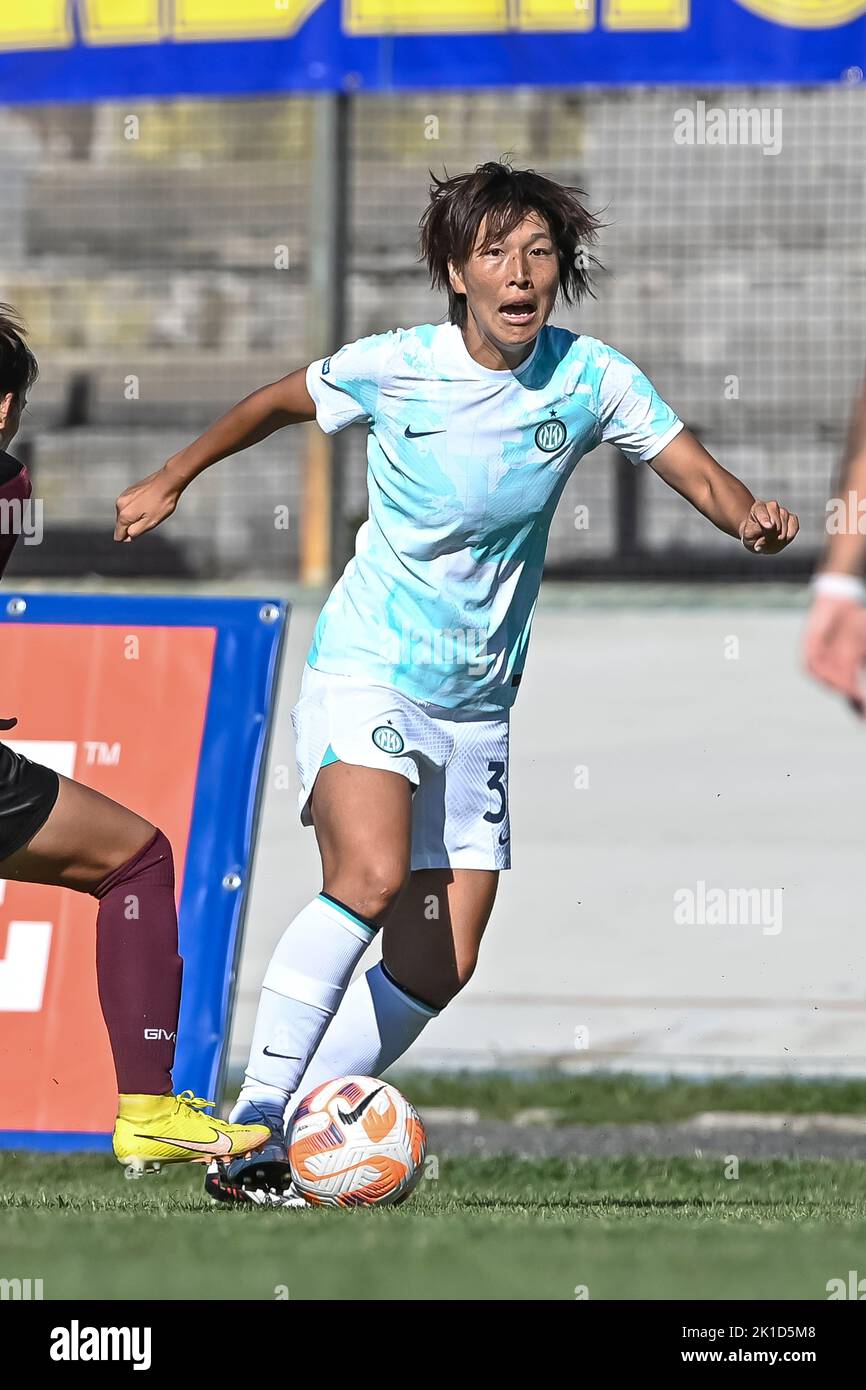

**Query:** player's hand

left=803, top=592, right=866, bottom=717
left=114, top=468, right=181, bottom=542
left=739, top=500, right=799, bottom=555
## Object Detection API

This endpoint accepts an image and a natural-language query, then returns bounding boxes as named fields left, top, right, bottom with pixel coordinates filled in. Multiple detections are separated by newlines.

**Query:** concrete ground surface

left=422, top=1112, right=866, bottom=1161
left=231, top=584, right=866, bottom=1079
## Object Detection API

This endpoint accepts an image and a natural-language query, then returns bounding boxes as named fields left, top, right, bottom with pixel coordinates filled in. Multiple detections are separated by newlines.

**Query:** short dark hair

left=419, top=159, right=603, bottom=329
left=0, top=304, right=39, bottom=403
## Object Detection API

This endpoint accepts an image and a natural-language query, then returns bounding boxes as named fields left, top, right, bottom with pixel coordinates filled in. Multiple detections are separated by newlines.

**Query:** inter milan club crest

left=372, top=723, right=405, bottom=755
left=534, top=414, right=568, bottom=453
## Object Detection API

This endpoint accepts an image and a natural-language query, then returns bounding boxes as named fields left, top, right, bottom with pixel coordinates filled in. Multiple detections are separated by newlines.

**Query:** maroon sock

left=91, top=828, right=183, bottom=1096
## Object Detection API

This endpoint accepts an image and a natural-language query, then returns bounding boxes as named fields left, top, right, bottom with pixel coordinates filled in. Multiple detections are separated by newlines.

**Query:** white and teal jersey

left=305, top=322, right=683, bottom=714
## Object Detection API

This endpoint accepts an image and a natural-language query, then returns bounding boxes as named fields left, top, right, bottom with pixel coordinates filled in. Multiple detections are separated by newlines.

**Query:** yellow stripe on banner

left=174, top=0, right=326, bottom=39
left=735, top=0, right=866, bottom=28
left=603, top=0, right=689, bottom=29
left=80, top=0, right=164, bottom=44
left=344, top=0, right=509, bottom=35
left=0, top=0, right=70, bottom=51
left=516, top=0, right=595, bottom=32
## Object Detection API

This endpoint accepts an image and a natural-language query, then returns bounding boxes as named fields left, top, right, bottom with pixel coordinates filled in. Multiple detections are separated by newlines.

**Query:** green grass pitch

left=2, top=1151, right=864, bottom=1301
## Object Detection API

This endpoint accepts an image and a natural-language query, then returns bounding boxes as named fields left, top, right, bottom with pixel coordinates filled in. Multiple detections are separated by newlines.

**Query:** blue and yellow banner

left=0, top=0, right=864, bottom=103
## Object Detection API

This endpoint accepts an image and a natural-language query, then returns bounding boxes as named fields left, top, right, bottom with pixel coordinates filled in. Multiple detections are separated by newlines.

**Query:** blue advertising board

left=0, top=593, right=287, bottom=1151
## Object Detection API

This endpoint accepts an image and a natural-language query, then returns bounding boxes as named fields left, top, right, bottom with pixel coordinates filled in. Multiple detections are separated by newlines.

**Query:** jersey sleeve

left=305, top=330, right=401, bottom=435
left=595, top=347, right=684, bottom=463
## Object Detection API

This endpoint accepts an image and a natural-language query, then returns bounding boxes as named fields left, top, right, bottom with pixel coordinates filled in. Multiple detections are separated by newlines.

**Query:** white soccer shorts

left=291, top=664, right=511, bottom=871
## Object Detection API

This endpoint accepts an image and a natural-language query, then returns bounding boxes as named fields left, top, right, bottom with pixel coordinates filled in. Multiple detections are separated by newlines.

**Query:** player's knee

left=91, top=826, right=175, bottom=899
left=326, top=858, right=407, bottom=925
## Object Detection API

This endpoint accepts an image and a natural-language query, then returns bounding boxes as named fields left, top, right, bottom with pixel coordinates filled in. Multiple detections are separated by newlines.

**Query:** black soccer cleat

left=203, top=1104, right=299, bottom=1205
left=205, top=1157, right=307, bottom=1207
left=205, top=1162, right=308, bottom=1206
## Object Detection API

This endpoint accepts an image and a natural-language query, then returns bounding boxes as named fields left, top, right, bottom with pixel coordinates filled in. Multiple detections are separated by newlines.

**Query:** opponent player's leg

left=225, top=760, right=412, bottom=1186
left=288, top=867, right=498, bottom=1103
left=0, top=769, right=269, bottom=1169
left=0, top=774, right=179, bottom=1099
left=0, top=771, right=156, bottom=889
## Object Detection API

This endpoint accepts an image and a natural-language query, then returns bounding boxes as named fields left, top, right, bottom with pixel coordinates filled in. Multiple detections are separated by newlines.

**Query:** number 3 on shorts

left=483, top=758, right=507, bottom=825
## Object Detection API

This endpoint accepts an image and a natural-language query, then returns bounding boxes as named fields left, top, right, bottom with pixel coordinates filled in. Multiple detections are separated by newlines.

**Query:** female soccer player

left=0, top=306, right=269, bottom=1172
left=115, top=162, right=799, bottom=1201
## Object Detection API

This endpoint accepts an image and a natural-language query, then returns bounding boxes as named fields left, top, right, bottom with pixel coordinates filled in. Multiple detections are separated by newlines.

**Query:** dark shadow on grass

left=453, top=1195, right=778, bottom=1213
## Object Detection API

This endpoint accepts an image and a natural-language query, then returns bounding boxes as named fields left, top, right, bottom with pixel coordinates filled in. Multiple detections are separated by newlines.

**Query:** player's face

left=449, top=212, right=559, bottom=360
left=0, top=392, right=23, bottom=449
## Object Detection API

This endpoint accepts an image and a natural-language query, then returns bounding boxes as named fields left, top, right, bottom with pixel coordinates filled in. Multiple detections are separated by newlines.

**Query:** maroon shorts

left=0, top=741, right=60, bottom=862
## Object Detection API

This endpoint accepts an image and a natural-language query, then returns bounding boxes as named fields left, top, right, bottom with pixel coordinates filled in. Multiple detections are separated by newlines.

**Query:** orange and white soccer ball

left=287, top=1075, right=427, bottom=1208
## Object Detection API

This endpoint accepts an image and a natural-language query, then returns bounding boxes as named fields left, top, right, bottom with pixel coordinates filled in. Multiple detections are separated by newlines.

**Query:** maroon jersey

left=0, top=453, right=29, bottom=581
left=0, top=453, right=28, bottom=729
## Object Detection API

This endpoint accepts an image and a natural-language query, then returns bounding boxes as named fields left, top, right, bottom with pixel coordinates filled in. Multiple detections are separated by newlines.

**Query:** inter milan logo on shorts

left=535, top=418, right=567, bottom=452
left=372, top=724, right=405, bottom=755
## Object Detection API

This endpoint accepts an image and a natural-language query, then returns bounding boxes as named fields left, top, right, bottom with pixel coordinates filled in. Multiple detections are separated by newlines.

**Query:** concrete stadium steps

left=25, top=163, right=309, bottom=267
left=1, top=87, right=862, bottom=577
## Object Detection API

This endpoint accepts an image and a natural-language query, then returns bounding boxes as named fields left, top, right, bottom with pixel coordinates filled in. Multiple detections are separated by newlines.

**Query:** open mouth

left=498, top=299, right=537, bottom=325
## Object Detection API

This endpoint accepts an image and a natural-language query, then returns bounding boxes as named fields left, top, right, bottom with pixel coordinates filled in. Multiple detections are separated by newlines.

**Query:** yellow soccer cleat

left=113, top=1089, right=271, bottom=1179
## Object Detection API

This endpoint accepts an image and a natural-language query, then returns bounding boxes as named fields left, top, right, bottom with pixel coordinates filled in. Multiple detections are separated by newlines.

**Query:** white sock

left=287, top=961, right=439, bottom=1122
left=230, top=893, right=378, bottom=1123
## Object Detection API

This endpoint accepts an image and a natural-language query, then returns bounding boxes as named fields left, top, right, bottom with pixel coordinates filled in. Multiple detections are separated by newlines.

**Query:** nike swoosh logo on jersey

left=404, top=425, right=446, bottom=438
left=498, top=828, right=510, bottom=845
left=263, top=1046, right=301, bottom=1060
left=139, top=1129, right=234, bottom=1156
left=340, top=1085, right=385, bottom=1125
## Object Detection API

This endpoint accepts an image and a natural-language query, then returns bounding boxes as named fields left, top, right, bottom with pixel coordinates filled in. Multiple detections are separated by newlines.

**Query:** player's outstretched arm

left=802, top=376, right=866, bottom=715
left=114, top=367, right=316, bottom=542
left=648, top=427, right=799, bottom=555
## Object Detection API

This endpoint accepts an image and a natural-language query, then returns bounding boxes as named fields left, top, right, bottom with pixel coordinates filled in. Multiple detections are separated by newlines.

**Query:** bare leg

left=383, top=867, right=499, bottom=1008
left=231, top=760, right=415, bottom=1126
left=0, top=773, right=156, bottom=889
left=311, top=760, right=414, bottom=920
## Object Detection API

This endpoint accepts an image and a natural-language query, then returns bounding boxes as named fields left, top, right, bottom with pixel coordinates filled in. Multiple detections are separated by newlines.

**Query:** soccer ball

left=287, top=1075, right=427, bottom=1208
